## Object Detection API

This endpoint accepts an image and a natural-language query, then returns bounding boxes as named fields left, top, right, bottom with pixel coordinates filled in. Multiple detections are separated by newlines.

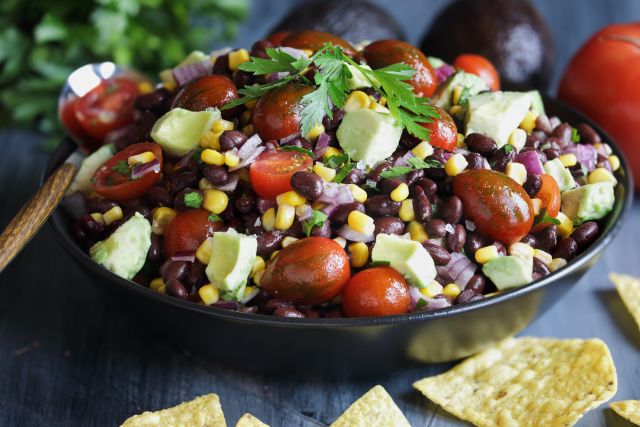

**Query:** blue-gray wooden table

left=1, top=1, right=639, bottom=425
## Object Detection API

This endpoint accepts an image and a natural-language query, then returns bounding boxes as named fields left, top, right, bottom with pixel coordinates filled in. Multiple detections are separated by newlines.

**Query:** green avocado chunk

left=432, top=70, right=489, bottom=110
left=482, top=255, right=533, bottom=290
left=65, top=143, right=114, bottom=196
left=561, top=182, right=615, bottom=225
left=526, top=90, right=545, bottom=116
left=370, top=233, right=436, bottom=288
left=543, top=158, right=576, bottom=193
left=205, top=229, right=257, bottom=300
left=89, top=213, right=151, bottom=280
left=336, top=109, right=402, bottom=167
left=151, top=108, right=219, bottom=156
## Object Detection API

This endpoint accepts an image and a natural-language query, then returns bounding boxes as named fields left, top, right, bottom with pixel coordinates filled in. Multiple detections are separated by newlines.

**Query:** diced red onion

left=465, top=220, right=476, bottom=231
left=277, top=46, right=307, bottom=59
left=213, top=173, right=239, bottom=192
left=435, top=64, right=456, bottom=85
left=131, top=159, right=161, bottom=180
left=409, top=287, right=451, bottom=311
left=171, top=251, right=196, bottom=263
left=265, top=140, right=279, bottom=151
left=317, top=182, right=354, bottom=205
left=442, top=152, right=453, bottom=161
left=159, top=259, right=172, bottom=277
left=238, top=133, right=262, bottom=159
left=279, top=133, right=301, bottom=145
left=174, top=150, right=195, bottom=170
left=321, top=203, right=340, bottom=216
left=211, top=301, right=239, bottom=311
left=61, top=192, right=87, bottom=219
left=297, top=204, right=313, bottom=221
left=337, top=225, right=375, bottom=243
left=265, top=72, right=289, bottom=83
left=564, top=143, right=598, bottom=171
left=313, top=133, right=331, bottom=160
left=240, top=286, right=260, bottom=304
left=172, top=60, right=213, bottom=86
left=436, top=252, right=477, bottom=289
left=230, top=146, right=265, bottom=172
left=515, top=151, right=544, bottom=175
left=549, top=116, right=561, bottom=130
left=535, top=115, right=553, bottom=135
left=257, top=198, right=277, bottom=214
left=393, top=150, right=415, bottom=166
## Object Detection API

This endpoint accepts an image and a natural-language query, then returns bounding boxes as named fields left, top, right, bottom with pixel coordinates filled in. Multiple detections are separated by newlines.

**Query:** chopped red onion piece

left=213, top=173, right=239, bottom=192
left=465, top=220, right=476, bottom=231
left=279, top=132, right=301, bottom=145
left=549, top=116, right=561, bottom=130
left=171, top=251, right=196, bottom=263
left=230, top=144, right=265, bottom=172
left=277, top=46, right=307, bottom=59
left=515, top=150, right=544, bottom=175
left=172, top=60, right=213, bottom=86
left=238, top=133, right=263, bottom=159
left=393, top=150, right=416, bottom=166
left=131, top=159, right=161, bottom=180
left=320, top=203, right=339, bottom=216
left=257, top=198, right=277, bottom=214
left=435, top=64, right=456, bottom=85
left=313, top=133, right=331, bottom=160
left=297, top=204, right=313, bottom=221
left=159, top=259, right=172, bottom=277
left=564, top=143, right=598, bottom=171
left=317, top=182, right=354, bottom=205
left=174, top=150, right=195, bottom=170
left=410, top=286, right=452, bottom=311
left=436, top=252, right=477, bottom=289
left=337, top=225, right=375, bottom=243
left=61, top=192, right=87, bottom=219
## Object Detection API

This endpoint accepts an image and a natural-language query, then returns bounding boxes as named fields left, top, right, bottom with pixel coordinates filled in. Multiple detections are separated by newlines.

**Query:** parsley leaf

left=504, top=145, right=515, bottom=154
left=380, top=166, right=414, bottom=178
left=302, top=210, right=327, bottom=236
left=325, top=154, right=349, bottom=169
left=111, top=160, right=130, bottom=176
left=533, top=208, right=561, bottom=227
left=333, top=162, right=356, bottom=183
left=369, top=260, right=390, bottom=267
left=208, top=213, right=222, bottom=222
left=193, top=148, right=204, bottom=164
left=281, top=145, right=313, bottom=157
left=380, top=157, right=441, bottom=178
left=238, top=47, right=307, bottom=75
left=184, top=192, right=203, bottom=209
left=458, top=86, right=472, bottom=107
left=571, top=127, right=581, bottom=143
left=415, top=299, right=428, bottom=310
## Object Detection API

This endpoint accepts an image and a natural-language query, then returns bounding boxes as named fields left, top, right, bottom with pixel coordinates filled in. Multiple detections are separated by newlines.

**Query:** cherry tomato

left=249, top=150, right=313, bottom=200
left=59, top=97, right=100, bottom=151
left=163, top=209, right=224, bottom=258
left=92, top=142, right=163, bottom=202
left=172, top=75, right=238, bottom=119
left=252, top=83, right=314, bottom=141
left=282, top=30, right=357, bottom=56
left=453, top=54, right=501, bottom=92
left=453, top=169, right=534, bottom=245
left=261, top=237, right=350, bottom=305
left=266, top=31, right=291, bottom=46
left=342, top=267, right=410, bottom=317
left=558, top=23, right=640, bottom=189
left=74, top=76, right=140, bottom=142
left=530, top=174, right=561, bottom=232
left=363, top=40, right=437, bottom=97
left=419, top=107, right=457, bottom=151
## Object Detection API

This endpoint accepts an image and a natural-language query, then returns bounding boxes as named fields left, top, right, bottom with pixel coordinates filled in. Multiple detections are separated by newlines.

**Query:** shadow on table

left=596, top=289, right=640, bottom=350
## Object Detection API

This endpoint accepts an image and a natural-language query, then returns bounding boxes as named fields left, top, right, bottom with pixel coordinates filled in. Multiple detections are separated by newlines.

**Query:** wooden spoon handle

left=0, top=162, right=77, bottom=273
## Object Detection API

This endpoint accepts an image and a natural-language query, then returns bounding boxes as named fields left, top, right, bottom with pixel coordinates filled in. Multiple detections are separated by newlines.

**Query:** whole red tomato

left=342, top=267, right=410, bottom=317
left=453, top=54, right=500, bottom=92
left=420, top=107, right=457, bottom=151
left=558, top=23, right=640, bottom=188
left=252, top=83, right=314, bottom=141
left=260, top=237, right=350, bottom=305
left=363, top=40, right=437, bottom=97
left=172, top=75, right=238, bottom=119
left=249, top=150, right=313, bottom=200
left=282, top=31, right=357, bottom=57
left=163, top=209, right=224, bottom=258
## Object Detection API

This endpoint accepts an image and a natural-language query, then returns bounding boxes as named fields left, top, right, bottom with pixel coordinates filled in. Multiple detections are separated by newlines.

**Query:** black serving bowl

left=46, top=97, right=632, bottom=377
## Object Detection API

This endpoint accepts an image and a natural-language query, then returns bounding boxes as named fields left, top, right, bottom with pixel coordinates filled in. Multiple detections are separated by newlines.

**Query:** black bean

left=226, top=218, right=243, bottom=232
left=322, top=107, right=345, bottom=130
left=264, top=298, right=293, bottom=313
left=273, top=307, right=305, bottom=318
left=256, top=231, right=285, bottom=257
left=543, top=148, right=559, bottom=160
left=534, top=225, right=558, bottom=251
left=464, top=152, right=485, bottom=170
left=364, top=195, right=400, bottom=216
left=437, top=177, right=454, bottom=197
left=520, top=234, right=538, bottom=247
left=232, top=69, right=252, bottom=87
left=80, top=214, right=106, bottom=241
left=310, top=219, right=331, bottom=237
left=219, top=130, right=247, bottom=151
left=212, top=54, right=229, bottom=74
left=551, top=123, right=572, bottom=146
left=169, top=170, right=198, bottom=193
left=466, top=133, right=498, bottom=154
left=234, top=193, right=255, bottom=214
left=446, top=224, right=466, bottom=253
left=290, top=171, right=323, bottom=200
left=466, top=275, right=486, bottom=293
left=414, top=178, right=438, bottom=197
left=406, top=168, right=425, bottom=187
left=331, top=202, right=364, bottom=226
left=86, top=198, right=119, bottom=214
left=441, top=196, right=463, bottom=224
left=577, top=123, right=601, bottom=144
left=134, top=88, right=172, bottom=112
left=185, top=261, right=207, bottom=289
left=202, top=165, right=228, bottom=186
left=399, top=130, right=421, bottom=149
left=374, top=216, right=405, bottom=235
left=493, top=241, right=507, bottom=256
left=533, top=257, right=551, bottom=277
left=571, top=222, right=599, bottom=247
left=553, top=237, right=578, bottom=261
left=174, top=189, right=202, bottom=211
left=465, top=231, right=487, bottom=256
left=490, top=146, right=516, bottom=172
left=523, top=174, right=542, bottom=198
left=423, top=242, right=451, bottom=266
left=147, top=234, right=163, bottom=263
left=147, top=186, right=173, bottom=208
left=413, top=186, right=433, bottom=223
left=342, top=168, right=364, bottom=185
left=367, top=161, right=392, bottom=182
left=455, top=288, right=477, bottom=304
left=426, top=219, right=447, bottom=238
left=380, top=178, right=405, bottom=195
left=525, top=133, right=542, bottom=149
left=162, top=261, right=189, bottom=283
left=165, top=279, right=188, bottom=299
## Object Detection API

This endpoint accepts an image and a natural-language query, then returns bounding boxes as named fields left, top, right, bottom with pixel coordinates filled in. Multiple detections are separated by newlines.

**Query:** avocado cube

left=561, top=182, right=615, bottom=225
left=370, top=233, right=436, bottom=288
left=432, top=71, right=489, bottom=110
left=482, top=255, right=533, bottom=290
left=151, top=108, right=219, bottom=156
left=544, top=158, right=576, bottom=192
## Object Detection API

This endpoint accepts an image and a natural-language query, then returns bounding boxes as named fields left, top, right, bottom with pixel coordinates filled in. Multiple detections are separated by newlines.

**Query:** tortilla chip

left=236, top=413, right=269, bottom=427
left=610, top=273, right=640, bottom=330
left=120, top=393, right=226, bottom=427
left=611, top=401, right=640, bottom=425
left=413, top=337, right=617, bottom=427
left=330, top=385, right=411, bottom=427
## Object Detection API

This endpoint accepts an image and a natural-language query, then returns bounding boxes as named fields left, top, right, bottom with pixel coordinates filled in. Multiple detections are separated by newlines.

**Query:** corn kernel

left=348, top=242, right=369, bottom=268
left=509, top=128, right=527, bottom=150
left=103, top=206, right=123, bottom=225
left=313, top=163, right=336, bottom=181
left=228, top=48, right=250, bottom=71
left=379, top=96, right=387, bottom=106
left=201, top=149, right=225, bottom=166
left=531, top=198, right=542, bottom=216
left=346, top=184, right=366, bottom=204
left=199, top=284, right=220, bottom=305
left=475, top=245, right=500, bottom=264
left=399, top=199, right=415, bottom=222
left=421, top=281, right=443, bottom=298
left=198, top=178, right=213, bottom=190
left=588, top=167, right=617, bottom=185
left=162, top=80, right=177, bottom=92
left=305, top=123, right=325, bottom=140
left=333, top=236, right=347, bottom=248
left=244, top=99, right=257, bottom=110
left=443, top=283, right=462, bottom=299
left=241, top=124, right=253, bottom=136
left=323, top=147, right=342, bottom=159
left=534, top=249, right=553, bottom=265
left=456, top=133, right=467, bottom=149
left=449, top=105, right=463, bottom=116
left=200, top=130, right=222, bottom=150
left=549, top=258, right=567, bottom=272
left=90, top=212, right=105, bottom=224
left=275, top=204, right=296, bottom=230
left=407, top=220, right=428, bottom=243
left=127, top=151, right=156, bottom=166
left=348, top=210, right=375, bottom=235
left=262, top=207, right=276, bottom=232
left=253, top=270, right=264, bottom=286
left=390, top=182, right=409, bottom=202
left=252, top=256, right=266, bottom=277
left=302, top=49, right=314, bottom=57
left=212, top=119, right=234, bottom=133
left=151, top=207, right=177, bottom=234
left=509, top=242, right=534, bottom=258
left=452, top=85, right=463, bottom=105
left=202, top=189, right=229, bottom=214
left=149, top=278, right=164, bottom=292
left=519, top=111, right=538, bottom=133
left=559, top=153, right=577, bottom=168
left=556, top=211, right=574, bottom=238
left=411, top=141, right=434, bottom=159
left=196, top=237, right=214, bottom=265
left=505, top=161, right=527, bottom=185
left=240, top=110, right=252, bottom=125
left=270, top=250, right=280, bottom=260
left=224, top=150, right=240, bottom=168
left=137, top=81, right=154, bottom=94
left=276, top=191, right=307, bottom=207
left=608, top=155, right=620, bottom=172
left=444, top=153, right=468, bottom=177
left=282, top=236, right=299, bottom=248
left=343, top=90, right=370, bottom=112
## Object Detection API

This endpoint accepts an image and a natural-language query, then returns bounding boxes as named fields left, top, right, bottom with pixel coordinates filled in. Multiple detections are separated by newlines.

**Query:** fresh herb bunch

left=0, top=0, right=248, bottom=146
left=225, top=43, right=438, bottom=140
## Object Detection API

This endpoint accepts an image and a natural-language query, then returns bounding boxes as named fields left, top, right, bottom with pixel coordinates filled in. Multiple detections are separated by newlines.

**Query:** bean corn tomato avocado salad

left=64, top=31, right=621, bottom=319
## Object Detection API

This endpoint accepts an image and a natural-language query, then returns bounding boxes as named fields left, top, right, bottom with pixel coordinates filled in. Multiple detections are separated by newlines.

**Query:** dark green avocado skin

left=270, top=0, right=405, bottom=44
left=420, top=0, right=555, bottom=92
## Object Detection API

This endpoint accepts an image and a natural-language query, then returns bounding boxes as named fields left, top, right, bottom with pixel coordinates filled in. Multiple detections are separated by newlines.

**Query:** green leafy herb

left=111, top=160, right=130, bottom=176
left=239, top=48, right=307, bottom=75
left=280, top=145, right=313, bottom=157
left=458, top=86, right=472, bottom=108
left=302, top=210, right=327, bottom=237
left=361, top=181, right=379, bottom=192
left=184, top=192, right=203, bottom=209
left=193, top=148, right=204, bottom=164
left=415, top=299, right=428, bottom=310
left=504, top=145, right=515, bottom=154
left=324, top=154, right=349, bottom=169
left=380, top=157, right=441, bottom=178
left=380, top=166, right=414, bottom=179
left=408, top=157, right=442, bottom=169
left=571, top=127, right=581, bottom=143
left=369, top=260, right=390, bottom=267
left=533, top=208, right=561, bottom=227
left=333, top=162, right=356, bottom=183
left=208, top=213, right=222, bottom=222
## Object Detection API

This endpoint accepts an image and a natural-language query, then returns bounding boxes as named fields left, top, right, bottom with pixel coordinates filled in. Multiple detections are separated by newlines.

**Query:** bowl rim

left=47, top=96, right=633, bottom=328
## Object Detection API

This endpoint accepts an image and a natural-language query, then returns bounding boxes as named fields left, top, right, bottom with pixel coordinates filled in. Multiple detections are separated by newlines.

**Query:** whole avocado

left=420, top=0, right=555, bottom=91
left=269, top=0, right=405, bottom=44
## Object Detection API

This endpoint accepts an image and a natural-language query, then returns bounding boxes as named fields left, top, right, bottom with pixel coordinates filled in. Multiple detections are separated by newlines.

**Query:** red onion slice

left=240, top=286, right=260, bottom=304
left=238, top=133, right=263, bottom=159
left=257, top=198, right=277, bottom=214
left=229, top=146, right=265, bottom=172
left=563, top=143, right=598, bottom=171
left=317, top=182, right=354, bottom=205
left=435, top=64, right=456, bottom=85
left=172, top=60, right=213, bottom=86
left=277, top=46, right=307, bottom=59
left=393, top=150, right=415, bottom=167
left=337, top=225, right=374, bottom=243
left=409, top=286, right=452, bottom=311
left=515, top=151, right=544, bottom=175
left=131, top=159, right=161, bottom=180
left=436, top=252, right=477, bottom=289
left=297, top=204, right=313, bottom=221
left=171, top=251, right=196, bottom=263
left=213, top=173, right=239, bottom=192
left=313, top=133, right=331, bottom=160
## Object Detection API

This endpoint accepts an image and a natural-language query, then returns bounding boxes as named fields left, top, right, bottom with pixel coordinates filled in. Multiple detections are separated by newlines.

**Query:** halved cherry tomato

left=261, top=237, right=351, bottom=305
left=249, top=150, right=313, bottom=200
left=453, top=54, right=500, bottom=92
left=282, top=31, right=357, bottom=57
left=59, top=97, right=100, bottom=151
left=530, top=174, right=561, bottom=232
left=163, top=209, right=224, bottom=258
left=92, top=143, right=163, bottom=202
left=74, top=76, right=140, bottom=142
left=363, top=40, right=438, bottom=97
left=172, top=75, right=238, bottom=119
left=419, top=107, right=457, bottom=151
left=342, top=267, right=410, bottom=317
left=252, top=83, right=314, bottom=141
left=453, top=169, right=534, bottom=245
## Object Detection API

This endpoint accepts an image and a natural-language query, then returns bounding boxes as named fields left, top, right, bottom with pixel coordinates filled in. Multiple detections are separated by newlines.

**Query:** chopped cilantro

left=193, top=148, right=204, bottom=164
left=111, top=160, right=130, bottom=176
left=324, top=154, right=349, bottom=170
left=208, top=213, right=222, bottom=222
left=380, top=166, right=414, bottom=178
left=415, top=299, right=428, bottom=310
left=333, top=162, right=356, bottom=183
left=408, top=157, right=441, bottom=169
left=533, top=208, right=561, bottom=227
left=302, top=210, right=327, bottom=236
left=281, top=145, right=313, bottom=157
left=504, top=145, right=515, bottom=154
left=184, top=192, right=203, bottom=209
left=571, top=127, right=581, bottom=143
left=457, top=86, right=471, bottom=107
left=368, top=260, right=390, bottom=267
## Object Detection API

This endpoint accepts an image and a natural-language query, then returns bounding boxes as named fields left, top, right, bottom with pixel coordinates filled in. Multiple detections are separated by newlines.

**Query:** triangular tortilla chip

left=611, top=400, right=640, bottom=425
left=121, top=393, right=226, bottom=427
left=610, top=273, right=640, bottom=330
left=236, top=413, right=269, bottom=427
left=330, top=385, right=410, bottom=427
